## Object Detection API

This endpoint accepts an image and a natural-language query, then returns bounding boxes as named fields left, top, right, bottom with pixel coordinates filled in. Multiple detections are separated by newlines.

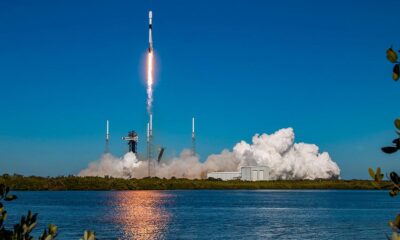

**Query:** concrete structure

left=240, top=166, right=269, bottom=181
left=207, top=171, right=241, bottom=181
left=207, top=166, right=269, bottom=181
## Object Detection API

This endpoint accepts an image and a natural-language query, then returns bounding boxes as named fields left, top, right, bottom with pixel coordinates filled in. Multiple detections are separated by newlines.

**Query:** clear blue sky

left=1, top=0, right=400, bottom=179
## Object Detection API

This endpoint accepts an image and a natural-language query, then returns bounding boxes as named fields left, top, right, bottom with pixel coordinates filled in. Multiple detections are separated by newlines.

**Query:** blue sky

left=1, top=0, right=400, bottom=179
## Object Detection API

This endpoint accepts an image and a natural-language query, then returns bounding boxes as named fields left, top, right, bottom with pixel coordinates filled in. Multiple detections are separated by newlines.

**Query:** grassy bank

left=0, top=174, right=388, bottom=190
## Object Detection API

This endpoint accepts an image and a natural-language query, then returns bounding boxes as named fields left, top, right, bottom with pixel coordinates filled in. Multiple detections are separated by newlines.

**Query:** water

left=3, top=190, right=398, bottom=239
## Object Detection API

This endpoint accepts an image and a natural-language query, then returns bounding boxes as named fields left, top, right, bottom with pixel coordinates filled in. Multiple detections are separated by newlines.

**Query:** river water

left=3, top=190, right=398, bottom=239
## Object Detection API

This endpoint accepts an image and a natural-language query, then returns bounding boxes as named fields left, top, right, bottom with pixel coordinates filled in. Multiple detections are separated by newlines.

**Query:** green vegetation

left=0, top=182, right=97, bottom=240
left=0, top=183, right=59, bottom=240
left=0, top=174, right=389, bottom=190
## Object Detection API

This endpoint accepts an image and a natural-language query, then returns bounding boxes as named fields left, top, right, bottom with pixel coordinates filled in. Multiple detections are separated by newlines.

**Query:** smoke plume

left=78, top=128, right=340, bottom=180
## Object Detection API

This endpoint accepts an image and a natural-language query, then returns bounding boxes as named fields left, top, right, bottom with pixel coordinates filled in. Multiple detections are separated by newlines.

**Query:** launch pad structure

left=122, top=131, right=139, bottom=154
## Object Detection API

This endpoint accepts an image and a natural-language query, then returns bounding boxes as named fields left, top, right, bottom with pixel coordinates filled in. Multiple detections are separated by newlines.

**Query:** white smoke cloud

left=231, top=128, right=340, bottom=180
left=78, top=152, right=145, bottom=179
left=78, top=128, right=340, bottom=180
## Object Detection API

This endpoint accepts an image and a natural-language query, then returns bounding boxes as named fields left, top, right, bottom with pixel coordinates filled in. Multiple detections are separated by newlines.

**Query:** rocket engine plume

left=147, top=51, right=154, bottom=114
left=147, top=11, right=154, bottom=114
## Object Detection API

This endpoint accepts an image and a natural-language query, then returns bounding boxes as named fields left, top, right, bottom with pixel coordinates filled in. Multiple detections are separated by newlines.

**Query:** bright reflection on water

left=6, top=190, right=400, bottom=239
left=112, top=191, right=172, bottom=239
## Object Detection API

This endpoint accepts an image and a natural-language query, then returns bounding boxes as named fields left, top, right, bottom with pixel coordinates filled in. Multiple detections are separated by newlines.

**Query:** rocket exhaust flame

left=147, top=51, right=154, bottom=114
left=147, top=11, right=154, bottom=114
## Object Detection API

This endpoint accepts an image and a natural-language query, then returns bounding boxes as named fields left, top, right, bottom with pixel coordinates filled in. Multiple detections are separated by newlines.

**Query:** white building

left=207, top=166, right=269, bottom=181
left=205, top=171, right=241, bottom=181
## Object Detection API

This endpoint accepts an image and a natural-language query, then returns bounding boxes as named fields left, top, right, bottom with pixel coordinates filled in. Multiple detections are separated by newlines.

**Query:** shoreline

left=0, top=175, right=387, bottom=191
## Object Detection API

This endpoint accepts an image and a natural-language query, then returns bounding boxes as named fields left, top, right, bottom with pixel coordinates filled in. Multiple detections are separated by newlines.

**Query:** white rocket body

left=148, top=11, right=153, bottom=53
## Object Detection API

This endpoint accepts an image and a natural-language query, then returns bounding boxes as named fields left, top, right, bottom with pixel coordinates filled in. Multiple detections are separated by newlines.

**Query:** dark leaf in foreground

left=395, top=119, right=400, bottom=131
left=393, top=64, right=400, bottom=81
left=387, top=47, right=399, bottom=63
left=390, top=172, right=400, bottom=185
left=393, top=138, right=400, bottom=145
left=382, top=146, right=398, bottom=154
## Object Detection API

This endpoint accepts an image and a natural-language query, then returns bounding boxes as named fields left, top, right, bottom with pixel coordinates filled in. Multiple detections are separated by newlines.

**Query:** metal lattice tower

left=147, top=114, right=154, bottom=177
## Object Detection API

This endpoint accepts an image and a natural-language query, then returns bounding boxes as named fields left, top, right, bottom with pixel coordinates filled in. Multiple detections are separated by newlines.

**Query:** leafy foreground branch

left=369, top=47, right=400, bottom=240
left=0, top=184, right=96, bottom=240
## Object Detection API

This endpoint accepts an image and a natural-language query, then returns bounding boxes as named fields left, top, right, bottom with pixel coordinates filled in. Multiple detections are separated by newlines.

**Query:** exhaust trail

left=147, top=11, right=154, bottom=114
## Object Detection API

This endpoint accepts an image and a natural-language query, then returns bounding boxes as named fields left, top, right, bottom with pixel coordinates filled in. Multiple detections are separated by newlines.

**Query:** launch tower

left=123, top=131, right=139, bottom=154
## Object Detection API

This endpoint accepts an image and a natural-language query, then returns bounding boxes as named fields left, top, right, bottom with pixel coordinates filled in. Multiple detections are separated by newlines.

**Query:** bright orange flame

left=147, top=52, right=154, bottom=113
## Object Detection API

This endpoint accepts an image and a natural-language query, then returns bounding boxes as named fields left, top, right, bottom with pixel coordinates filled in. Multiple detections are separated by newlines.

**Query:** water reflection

left=112, top=191, right=172, bottom=239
